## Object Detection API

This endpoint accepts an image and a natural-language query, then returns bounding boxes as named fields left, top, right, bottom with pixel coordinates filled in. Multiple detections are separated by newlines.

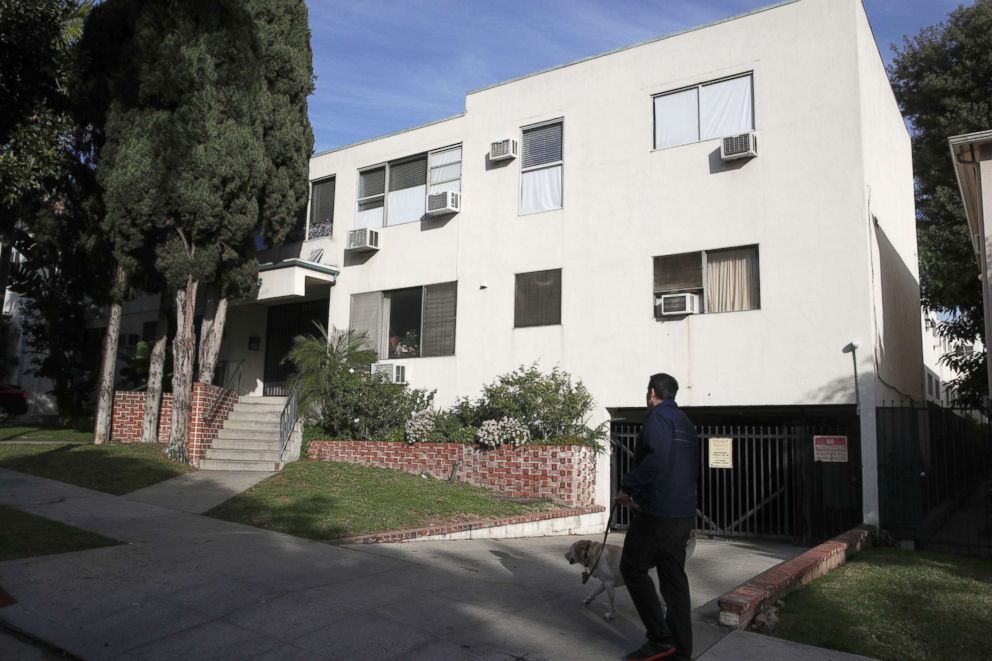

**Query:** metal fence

left=611, top=418, right=862, bottom=545
left=877, top=405, right=992, bottom=556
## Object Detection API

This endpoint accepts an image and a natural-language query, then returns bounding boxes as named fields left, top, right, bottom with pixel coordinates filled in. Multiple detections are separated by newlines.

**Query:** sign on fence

left=708, top=437, right=733, bottom=469
left=814, top=435, right=848, bottom=463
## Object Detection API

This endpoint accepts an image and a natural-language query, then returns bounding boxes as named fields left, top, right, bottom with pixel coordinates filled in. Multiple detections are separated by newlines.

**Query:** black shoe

left=623, top=640, right=677, bottom=661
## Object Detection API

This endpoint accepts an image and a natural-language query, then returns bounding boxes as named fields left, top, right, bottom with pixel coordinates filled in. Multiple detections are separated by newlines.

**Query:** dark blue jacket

left=621, top=400, right=698, bottom=518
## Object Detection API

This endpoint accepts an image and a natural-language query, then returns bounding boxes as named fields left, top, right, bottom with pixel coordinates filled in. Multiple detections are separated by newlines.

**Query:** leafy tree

left=888, top=0, right=992, bottom=406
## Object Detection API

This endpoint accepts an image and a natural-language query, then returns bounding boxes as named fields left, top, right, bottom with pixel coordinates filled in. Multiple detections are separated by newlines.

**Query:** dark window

left=422, top=281, right=457, bottom=357
left=386, top=288, right=422, bottom=358
left=515, top=269, right=562, bottom=328
left=308, top=177, right=335, bottom=239
left=653, top=245, right=759, bottom=316
left=350, top=281, right=458, bottom=359
left=141, top=321, right=158, bottom=342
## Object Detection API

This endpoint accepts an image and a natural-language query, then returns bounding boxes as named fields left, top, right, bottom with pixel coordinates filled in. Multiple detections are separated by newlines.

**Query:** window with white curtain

left=520, top=121, right=563, bottom=214
left=386, top=155, right=427, bottom=226
left=653, top=245, right=759, bottom=316
left=356, top=166, right=386, bottom=230
left=428, top=146, right=462, bottom=196
left=350, top=282, right=457, bottom=359
left=653, top=73, right=753, bottom=149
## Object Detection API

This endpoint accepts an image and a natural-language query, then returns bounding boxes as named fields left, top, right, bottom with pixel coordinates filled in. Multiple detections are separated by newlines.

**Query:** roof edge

left=312, top=113, right=465, bottom=159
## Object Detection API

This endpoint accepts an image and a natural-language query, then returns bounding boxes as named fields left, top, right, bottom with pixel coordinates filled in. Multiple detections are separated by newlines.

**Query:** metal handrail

left=201, top=359, right=246, bottom=421
left=279, top=378, right=301, bottom=456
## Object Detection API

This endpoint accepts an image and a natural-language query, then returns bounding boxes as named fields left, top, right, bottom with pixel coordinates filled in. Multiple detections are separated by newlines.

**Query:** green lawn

left=0, top=505, right=120, bottom=561
left=772, top=547, right=992, bottom=661
left=0, top=425, right=93, bottom=443
left=207, top=460, right=558, bottom=541
left=0, top=442, right=191, bottom=495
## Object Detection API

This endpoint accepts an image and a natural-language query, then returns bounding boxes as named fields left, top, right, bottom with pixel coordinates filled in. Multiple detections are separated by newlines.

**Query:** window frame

left=350, top=281, right=458, bottom=360
left=307, top=175, right=336, bottom=240
left=652, top=72, right=754, bottom=151
left=653, top=244, right=760, bottom=317
left=514, top=268, right=563, bottom=328
left=519, top=118, right=564, bottom=216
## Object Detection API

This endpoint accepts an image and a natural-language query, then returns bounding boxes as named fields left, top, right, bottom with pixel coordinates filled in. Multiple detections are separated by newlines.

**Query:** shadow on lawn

left=209, top=493, right=348, bottom=541
left=0, top=444, right=187, bottom=495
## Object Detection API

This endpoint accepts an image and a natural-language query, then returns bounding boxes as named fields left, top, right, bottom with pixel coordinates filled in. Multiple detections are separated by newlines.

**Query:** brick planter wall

left=110, top=383, right=237, bottom=467
left=308, top=440, right=597, bottom=507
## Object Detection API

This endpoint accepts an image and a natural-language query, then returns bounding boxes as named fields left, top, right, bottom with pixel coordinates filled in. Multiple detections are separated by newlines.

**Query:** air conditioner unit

left=720, top=131, right=758, bottom=161
left=657, top=293, right=700, bottom=317
left=490, top=139, right=518, bottom=162
left=346, top=227, right=380, bottom=252
left=427, top=191, right=461, bottom=216
left=372, top=362, right=406, bottom=384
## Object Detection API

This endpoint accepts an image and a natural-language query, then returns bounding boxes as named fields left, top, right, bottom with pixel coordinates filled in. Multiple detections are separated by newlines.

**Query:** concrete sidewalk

left=0, top=468, right=871, bottom=660
left=125, top=470, right=274, bottom=514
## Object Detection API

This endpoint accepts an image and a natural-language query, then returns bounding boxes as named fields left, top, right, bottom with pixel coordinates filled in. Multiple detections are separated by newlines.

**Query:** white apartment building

left=4, top=0, right=920, bottom=534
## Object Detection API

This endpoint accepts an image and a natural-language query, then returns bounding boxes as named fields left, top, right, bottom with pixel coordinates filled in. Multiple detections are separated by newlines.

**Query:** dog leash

left=582, top=502, right=619, bottom=585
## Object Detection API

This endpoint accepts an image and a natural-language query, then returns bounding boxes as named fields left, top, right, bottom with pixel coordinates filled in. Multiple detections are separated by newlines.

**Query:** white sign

left=709, top=437, right=733, bottom=469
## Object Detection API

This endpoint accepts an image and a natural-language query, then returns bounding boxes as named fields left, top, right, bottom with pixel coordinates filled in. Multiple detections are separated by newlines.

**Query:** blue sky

left=306, top=0, right=965, bottom=153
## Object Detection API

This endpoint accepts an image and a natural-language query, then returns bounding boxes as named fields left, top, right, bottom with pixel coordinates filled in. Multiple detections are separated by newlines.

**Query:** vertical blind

left=350, top=292, right=382, bottom=356
left=421, top=281, right=458, bottom=357
left=521, top=122, right=563, bottom=214
left=515, top=269, right=562, bottom=327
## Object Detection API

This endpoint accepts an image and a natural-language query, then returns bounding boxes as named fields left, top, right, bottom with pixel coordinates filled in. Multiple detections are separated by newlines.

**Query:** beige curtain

left=706, top=247, right=759, bottom=313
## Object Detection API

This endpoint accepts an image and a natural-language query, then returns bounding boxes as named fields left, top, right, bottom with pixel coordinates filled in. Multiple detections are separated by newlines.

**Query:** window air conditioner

left=490, top=139, right=518, bottom=162
left=346, top=227, right=380, bottom=252
left=372, top=362, right=406, bottom=384
left=427, top=191, right=461, bottom=216
left=720, top=131, right=758, bottom=161
left=657, top=293, right=700, bottom=317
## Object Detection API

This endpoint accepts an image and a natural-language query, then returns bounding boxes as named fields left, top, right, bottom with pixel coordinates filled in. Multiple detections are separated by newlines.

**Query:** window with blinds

left=515, top=269, right=562, bottom=328
left=308, top=177, right=335, bottom=240
left=654, top=73, right=753, bottom=150
left=428, top=146, right=462, bottom=195
left=653, top=245, right=760, bottom=316
left=520, top=120, right=563, bottom=214
left=350, top=282, right=457, bottom=360
left=356, top=166, right=386, bottom=230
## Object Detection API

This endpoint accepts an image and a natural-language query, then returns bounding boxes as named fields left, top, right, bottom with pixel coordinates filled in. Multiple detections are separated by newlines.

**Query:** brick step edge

left=333, top=505, right=606, bottom=545
left=717, top=525, right=874, bottom=630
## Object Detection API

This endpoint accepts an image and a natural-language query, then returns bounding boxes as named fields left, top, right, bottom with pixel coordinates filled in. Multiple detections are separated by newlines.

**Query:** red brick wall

left=111, top=391, right=174, bottom=443
left=188, top=383, right=239, bottom=466
left=111, top=383, right=237, bottom=466
left=308, top=441, right=598, bottom=507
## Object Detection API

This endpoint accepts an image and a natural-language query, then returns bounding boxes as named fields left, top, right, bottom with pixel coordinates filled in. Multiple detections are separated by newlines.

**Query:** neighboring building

left=949, top=129, right=992, bottom=405
left=5, top=0, right=925, bottom=536
left=921, top=311, right=979, bottom=408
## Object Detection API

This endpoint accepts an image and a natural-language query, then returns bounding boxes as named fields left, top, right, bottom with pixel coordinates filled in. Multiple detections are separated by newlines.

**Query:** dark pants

left=620, top=513, right=694, bottom=658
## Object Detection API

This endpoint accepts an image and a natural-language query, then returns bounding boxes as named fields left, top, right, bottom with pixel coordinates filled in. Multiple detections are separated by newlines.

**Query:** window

left=308, top=177, right=335, bottom=239
left=653, top=245, right=759, bottom=316
left=515, top=269, right=562, bottom=327
left=350, top=282, right=457, bottom=359
left=356, top=145, right=462, bottom=230
left=520, top=121, right=563, bottom=214
left=654, top=73, right=753, bottom=149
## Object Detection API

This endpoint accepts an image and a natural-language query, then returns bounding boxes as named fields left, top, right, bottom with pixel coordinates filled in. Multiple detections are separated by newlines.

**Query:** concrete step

left=204, top=448, right=282, bottom=462
left=239, top=396, right=287, bottom=405
left=215, top=428, right=279, bottom=442
left=209, top=438, right=281, bottom=451
left=199, top=458, right=283, bottom=472
left=222, top=412, right=282, bottom=424
left=232, top=402, right=285, bottom=414
left=223, top=419, right=281, bottom=432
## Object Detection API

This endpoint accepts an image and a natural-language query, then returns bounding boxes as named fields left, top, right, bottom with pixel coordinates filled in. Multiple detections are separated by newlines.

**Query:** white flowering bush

left=404, top=409, right=436, bottom=444
left=475, top=416, right=530, bottom=449
left=476, top=419, right=503, bottom=449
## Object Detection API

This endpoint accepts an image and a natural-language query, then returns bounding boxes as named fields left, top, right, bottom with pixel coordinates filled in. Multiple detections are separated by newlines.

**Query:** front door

left=262, top=299, right=329, bottom=396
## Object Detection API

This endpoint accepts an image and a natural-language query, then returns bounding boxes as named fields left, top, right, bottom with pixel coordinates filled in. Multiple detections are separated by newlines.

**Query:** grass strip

left=208, top=460, right=557, bottom=540
left=0, top=505, right=120, bottom=561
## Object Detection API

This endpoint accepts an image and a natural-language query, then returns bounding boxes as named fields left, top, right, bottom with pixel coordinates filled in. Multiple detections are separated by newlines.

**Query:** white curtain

left=429, top=147, right=462, bottom=195
left=654, top=87, right=699, bottom=149
left=355, top=205, right=383, bottom=230
left=386, top=185, right=426, bottom=225
left=700, top=75, right=753, bottom=141
left=706, top=247, right=759, bottom=313
left=520, top=165, right=562, bottom=214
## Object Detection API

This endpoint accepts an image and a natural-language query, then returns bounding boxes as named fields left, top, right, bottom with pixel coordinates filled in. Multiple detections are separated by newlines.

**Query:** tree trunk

left=197, top=294, right=228, bottom=385
left=0, top=240, right=12, bottom=314
left=94, top=265, right=126, bottom=444
left=140, top=310, right=168, bottom=444
left=166, top=277, right=198, bottom=463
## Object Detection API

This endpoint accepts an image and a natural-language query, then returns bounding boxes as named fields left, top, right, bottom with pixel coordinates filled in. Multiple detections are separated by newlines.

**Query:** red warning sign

left=813, top=436, right=848, bottom=463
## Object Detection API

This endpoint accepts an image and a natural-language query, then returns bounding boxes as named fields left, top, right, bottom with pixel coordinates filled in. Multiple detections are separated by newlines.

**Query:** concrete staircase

left=199, top=395, right=287, bottom=472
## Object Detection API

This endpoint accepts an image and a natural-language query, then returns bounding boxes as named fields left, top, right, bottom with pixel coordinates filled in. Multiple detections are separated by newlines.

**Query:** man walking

left=617, top=373, right=698, bottom=661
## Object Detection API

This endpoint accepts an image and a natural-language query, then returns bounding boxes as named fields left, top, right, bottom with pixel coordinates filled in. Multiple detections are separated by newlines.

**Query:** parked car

left=0, top=384, right=29, bottom=423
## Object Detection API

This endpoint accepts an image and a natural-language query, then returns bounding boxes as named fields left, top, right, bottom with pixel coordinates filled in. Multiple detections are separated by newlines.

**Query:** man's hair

left=648, top=373, right=679, bottom=400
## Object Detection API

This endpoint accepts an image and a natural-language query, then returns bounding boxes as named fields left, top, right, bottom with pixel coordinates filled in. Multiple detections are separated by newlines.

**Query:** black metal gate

left=878, top=405, right=992, bottom=556
left=262, top=299, right=329, bottom=396
left=611, top=418, right=862, bottom=545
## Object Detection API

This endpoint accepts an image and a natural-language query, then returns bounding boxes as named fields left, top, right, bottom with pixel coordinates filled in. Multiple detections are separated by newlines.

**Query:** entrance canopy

left=255, top=259, right=339, bottom=302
